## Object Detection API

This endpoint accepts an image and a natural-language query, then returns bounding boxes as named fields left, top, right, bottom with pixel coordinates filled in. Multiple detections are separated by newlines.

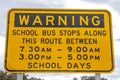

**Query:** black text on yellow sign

left=5, top=9, right=114, bottom=73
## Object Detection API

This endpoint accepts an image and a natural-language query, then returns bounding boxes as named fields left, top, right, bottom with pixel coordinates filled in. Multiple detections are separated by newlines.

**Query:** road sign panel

left=5, top=9, right=114, bottom=73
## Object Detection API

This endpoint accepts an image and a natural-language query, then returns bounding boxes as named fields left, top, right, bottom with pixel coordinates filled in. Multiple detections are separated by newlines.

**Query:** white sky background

left=0, top=0, right=120, bottom=80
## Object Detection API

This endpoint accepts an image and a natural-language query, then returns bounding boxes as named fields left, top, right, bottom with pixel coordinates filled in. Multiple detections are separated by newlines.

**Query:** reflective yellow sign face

left=5, top=9, right=114, bottom=73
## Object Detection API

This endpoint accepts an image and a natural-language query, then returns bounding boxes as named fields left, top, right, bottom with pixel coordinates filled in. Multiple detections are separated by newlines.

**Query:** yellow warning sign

left=5, top=9, right=114, bottom=73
